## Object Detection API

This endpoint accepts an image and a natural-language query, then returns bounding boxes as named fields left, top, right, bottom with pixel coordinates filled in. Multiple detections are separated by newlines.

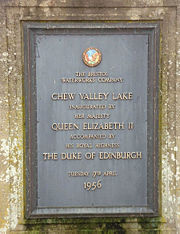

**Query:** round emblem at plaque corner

left=82, top=47, right=102, bottom=67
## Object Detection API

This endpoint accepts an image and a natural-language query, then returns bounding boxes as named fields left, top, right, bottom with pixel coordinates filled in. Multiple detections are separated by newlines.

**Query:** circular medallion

left=82, top=48, right=102, bottom=67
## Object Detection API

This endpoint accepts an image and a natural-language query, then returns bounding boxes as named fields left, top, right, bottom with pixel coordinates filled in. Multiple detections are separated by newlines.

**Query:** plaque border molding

left=23, top=22, right=160, bottom=218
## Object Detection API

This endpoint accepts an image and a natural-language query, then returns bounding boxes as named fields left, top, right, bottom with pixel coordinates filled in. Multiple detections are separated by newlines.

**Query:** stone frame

left=0, top=1, right=179, bottom=232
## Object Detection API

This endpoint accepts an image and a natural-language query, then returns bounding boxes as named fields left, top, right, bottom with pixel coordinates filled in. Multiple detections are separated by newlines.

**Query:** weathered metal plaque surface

left=24, top=23, right=159, bottom=218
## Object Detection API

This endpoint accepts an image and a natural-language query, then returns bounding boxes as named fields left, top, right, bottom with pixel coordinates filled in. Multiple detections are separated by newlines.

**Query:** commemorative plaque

left=24, top=23, right=159, bottom=217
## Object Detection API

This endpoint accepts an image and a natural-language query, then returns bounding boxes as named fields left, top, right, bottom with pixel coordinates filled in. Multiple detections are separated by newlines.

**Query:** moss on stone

left=137, top=217, right=162, bottom=233
left=23, top=217, right=164, bottom=233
